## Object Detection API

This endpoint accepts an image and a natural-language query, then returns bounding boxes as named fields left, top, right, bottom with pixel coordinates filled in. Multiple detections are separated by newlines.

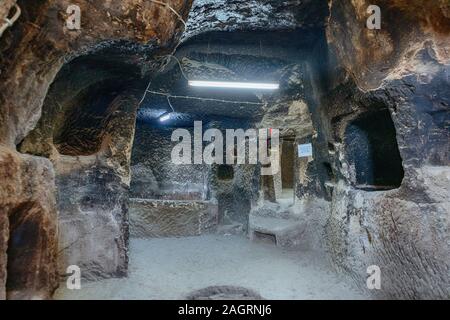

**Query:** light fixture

left=159, top=113, right=172, bottom=122
left=188, top=80, right=279, bottom=90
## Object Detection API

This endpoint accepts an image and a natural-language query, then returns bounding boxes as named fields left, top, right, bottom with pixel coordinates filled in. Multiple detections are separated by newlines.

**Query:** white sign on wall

left=298, top=143, right=313, bottom=157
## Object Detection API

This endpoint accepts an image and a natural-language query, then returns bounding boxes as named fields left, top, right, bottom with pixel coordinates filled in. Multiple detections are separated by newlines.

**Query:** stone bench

left=129, top=198, right=218, bottom=238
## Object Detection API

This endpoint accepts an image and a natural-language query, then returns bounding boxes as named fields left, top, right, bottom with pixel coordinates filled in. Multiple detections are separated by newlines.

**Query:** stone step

left=248, top=215, right=304, bottom=248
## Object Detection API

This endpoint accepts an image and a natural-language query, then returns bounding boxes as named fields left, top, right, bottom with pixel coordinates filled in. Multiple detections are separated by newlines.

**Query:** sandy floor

left=55, top=235, right=369, bottom=300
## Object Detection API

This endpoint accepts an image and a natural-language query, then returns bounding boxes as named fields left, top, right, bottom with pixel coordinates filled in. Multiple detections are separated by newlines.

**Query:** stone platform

left=130, top=198, right=218, bottom=238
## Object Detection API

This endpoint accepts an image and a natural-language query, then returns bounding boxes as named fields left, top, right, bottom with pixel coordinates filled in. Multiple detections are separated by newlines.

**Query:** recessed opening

left=327, top=142, right=335, bottom=152
left=253, top=231, right=277, bottom=245
left=281, top=139, right=295, bottom=189
left=322, top=162, right=335, bottom=182
left=217, top=164, right=234, bottom=180
left=53, top=81, right=120, bottom=156
left=6, top=202, right=49, bottom=299
left=280, top=138, right=295, bottom=202
left=345, top=109, right=404, bottom=190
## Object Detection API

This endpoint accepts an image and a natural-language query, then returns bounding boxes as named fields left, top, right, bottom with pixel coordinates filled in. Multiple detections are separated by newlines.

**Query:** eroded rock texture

left=321, top=1, right=450, bottom=299
left=131, top=125, right=209, bottom=200
left=21, top=87, right=141, bottom=280
left=0, top=0, right=448, bottom=300
left=0, top=0, right=17, bottom=22
left=0, top=147, right=58, bottom=299
left=0, top=0, right=192, bottom=298
left=182, top=0, right=328, bottom=41
left=327, top=0, right=450, bottom=90
left=0, top=0, right=192, bottom=147
left=130, top=198, right=218, bottom=238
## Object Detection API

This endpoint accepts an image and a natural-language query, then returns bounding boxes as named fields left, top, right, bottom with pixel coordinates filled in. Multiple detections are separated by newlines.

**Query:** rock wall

left=0, top=0, right=448, bottom=300
left=56, top=93, right=139, bottom=280
left=322, top=72, right=450, bottom=298
left=131, top=125, right=208, bottom=200
left=130, top=121, right=258, bottom=228
left=18, top=61, right=141, bottom=280
left=0, top=0, right=192, bottom=147
left=0, top=0, right=192, bottom=298
left=0, top=0, right=17, bottom=28
left=327, top=0, right=450, bottom=90
left=321, top=0, right=450, bottom=299
left=0, top=146, right=58, bottom=299
left=209, top=161, right=259, bottom=227
left=182, top=0, right=328, bottom=41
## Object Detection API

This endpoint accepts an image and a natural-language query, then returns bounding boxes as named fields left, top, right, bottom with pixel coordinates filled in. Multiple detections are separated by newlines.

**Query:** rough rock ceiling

left=133, top=0, right=330, bottom=126
left=0, top=0, right=448, bottom=302
left=138, top=28, right=326, bottom=126
left=182, top=0, right=329, bottom=41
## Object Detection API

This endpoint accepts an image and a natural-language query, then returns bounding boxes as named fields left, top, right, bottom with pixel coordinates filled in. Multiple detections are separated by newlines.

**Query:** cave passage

left=46, top=28, right=368, bottom=299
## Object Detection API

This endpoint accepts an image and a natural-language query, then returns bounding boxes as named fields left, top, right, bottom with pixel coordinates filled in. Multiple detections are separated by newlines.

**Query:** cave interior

left=0, top=0, right=449, bottom=300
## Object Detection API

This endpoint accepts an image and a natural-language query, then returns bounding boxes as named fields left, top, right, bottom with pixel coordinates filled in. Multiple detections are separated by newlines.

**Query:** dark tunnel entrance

left=345, top=109, right=404, bottom=190
left=6, top=201, right=56, bottom=300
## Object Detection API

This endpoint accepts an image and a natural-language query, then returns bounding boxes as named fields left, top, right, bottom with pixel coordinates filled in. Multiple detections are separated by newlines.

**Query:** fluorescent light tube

left=159, top=113, right=171, bottom=122
left=188, top=80, right=279, bottom=90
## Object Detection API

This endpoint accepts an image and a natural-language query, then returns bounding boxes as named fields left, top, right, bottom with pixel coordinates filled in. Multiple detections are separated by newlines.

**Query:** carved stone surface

left=0, top=147, right=58, bottom=299
left=0, top=0, right=17, bottom=26
left=0, top=0, right=448, bottom=300
left=129, top=198, right=218, bottom=238
left=0, top=0, right=192, bottom=298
